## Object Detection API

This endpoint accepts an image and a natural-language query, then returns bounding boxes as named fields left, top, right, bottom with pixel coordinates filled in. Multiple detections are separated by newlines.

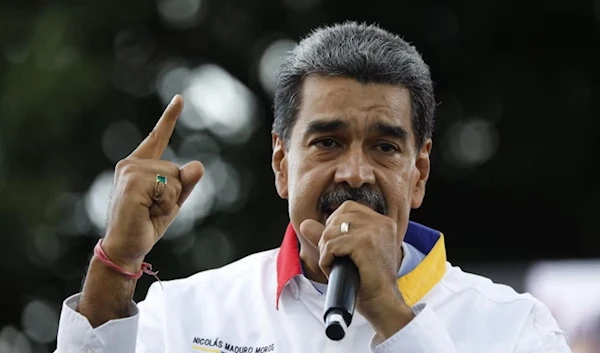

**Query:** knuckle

left=326, top=214, right=341, bottom=227
left=321, top=227, right=333, bottom=243
left=169, top=183, right=180, bottom=200
left=115, top=159, right=133, bottom=174
left=121, top=175, right=139, bottom=193
left=169, top=162, right=181, bottom=176
left=161, top=199, right=176, bottom=214
left=321, top=239, right=335, bottom=256
left=157, top=160, right=181, bottom=178
left=147, top=129, right=159, bottom=141
left=382, top=219, right=397, bottom=235
left=363, top=233, right=377, bottom=248
left=173, top=180, right=183, bottom=197
left=319, top=237, right=330, bottom=254
left=339, top=200, right=353, bottom=211
left=318, top=255, right=328, bottom=270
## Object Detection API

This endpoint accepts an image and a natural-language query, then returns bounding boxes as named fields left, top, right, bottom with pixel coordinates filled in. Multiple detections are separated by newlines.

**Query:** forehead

left=294, top=75, right=412, bottom=133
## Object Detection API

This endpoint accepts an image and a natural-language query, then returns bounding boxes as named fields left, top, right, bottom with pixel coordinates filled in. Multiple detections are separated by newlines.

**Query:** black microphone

left=323, top=256, right=360, bottom=341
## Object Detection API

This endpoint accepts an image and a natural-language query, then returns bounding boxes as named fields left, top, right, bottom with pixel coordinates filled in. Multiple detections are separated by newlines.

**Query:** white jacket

left=55, top=221, right=570, bottom=353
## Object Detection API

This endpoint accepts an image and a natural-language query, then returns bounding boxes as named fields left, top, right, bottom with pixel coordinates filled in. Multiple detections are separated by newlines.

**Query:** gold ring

left=152, top=174, right=167, bottom=201
left=340, top=222, right=350, bottom=235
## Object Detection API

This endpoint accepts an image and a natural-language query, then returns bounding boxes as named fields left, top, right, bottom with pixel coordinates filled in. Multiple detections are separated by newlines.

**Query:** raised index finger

left=130, top=95, right=184, bottom=159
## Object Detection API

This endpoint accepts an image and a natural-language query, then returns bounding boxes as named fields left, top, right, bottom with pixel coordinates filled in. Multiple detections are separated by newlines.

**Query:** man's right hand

left=75, top=94, right=203, bottom=328
left=101, top=94, right=204, bottom=271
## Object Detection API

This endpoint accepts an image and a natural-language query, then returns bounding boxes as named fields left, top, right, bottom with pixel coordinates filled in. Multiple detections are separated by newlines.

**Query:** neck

left=299, top=247, right=329, bottom=284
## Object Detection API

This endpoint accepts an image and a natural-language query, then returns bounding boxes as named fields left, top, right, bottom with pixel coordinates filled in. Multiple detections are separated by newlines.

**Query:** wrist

left=363, top=289, right=415, bottom=341
left=99, top=238, right=145, bottom=274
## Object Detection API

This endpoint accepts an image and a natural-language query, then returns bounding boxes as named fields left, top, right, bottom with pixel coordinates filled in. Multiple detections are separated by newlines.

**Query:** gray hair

left=272, top=21, right=436, bottom=149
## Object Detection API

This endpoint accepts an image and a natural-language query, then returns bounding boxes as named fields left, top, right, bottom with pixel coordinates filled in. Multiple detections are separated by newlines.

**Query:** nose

left=333, top=144, right=375, bottom=188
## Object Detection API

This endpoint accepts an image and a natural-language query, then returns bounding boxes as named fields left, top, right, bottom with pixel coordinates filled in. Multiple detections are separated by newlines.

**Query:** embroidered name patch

left=192, top=337, right=275, bottom=353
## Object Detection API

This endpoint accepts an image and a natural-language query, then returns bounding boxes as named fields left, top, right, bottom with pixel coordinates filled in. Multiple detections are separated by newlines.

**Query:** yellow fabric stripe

left=192, top=345, right=221, bottom=352
left=397, top=233, right=446, bottom=306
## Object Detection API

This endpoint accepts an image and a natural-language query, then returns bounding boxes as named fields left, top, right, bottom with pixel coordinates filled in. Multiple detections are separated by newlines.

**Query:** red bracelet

left=94, top=239, right=161, bottom=283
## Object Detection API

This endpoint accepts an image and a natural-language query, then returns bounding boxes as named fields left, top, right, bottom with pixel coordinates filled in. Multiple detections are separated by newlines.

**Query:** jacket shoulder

left=156, top=248, right=279, bottom=294
left=441, top=263, right=541, bottom=306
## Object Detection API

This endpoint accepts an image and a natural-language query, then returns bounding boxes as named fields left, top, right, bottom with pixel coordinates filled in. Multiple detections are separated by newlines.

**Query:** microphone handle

left=323, top=256, right=360, bottom=341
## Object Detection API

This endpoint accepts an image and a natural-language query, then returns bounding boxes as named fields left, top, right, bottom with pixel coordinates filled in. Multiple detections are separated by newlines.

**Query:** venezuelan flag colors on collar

left=276, top=221, right=447, bottom=308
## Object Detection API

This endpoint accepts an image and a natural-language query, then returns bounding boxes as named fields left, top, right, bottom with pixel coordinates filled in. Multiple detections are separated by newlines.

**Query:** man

left=55, top=22, right=571, bottom=352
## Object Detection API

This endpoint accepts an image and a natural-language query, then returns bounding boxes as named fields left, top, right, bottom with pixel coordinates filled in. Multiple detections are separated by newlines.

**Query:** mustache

left=318, top=186, right=388, bottom=216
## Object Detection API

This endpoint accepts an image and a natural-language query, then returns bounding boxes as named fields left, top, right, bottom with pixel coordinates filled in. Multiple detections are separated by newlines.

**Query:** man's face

left=272, top=75, right=432, bottom=262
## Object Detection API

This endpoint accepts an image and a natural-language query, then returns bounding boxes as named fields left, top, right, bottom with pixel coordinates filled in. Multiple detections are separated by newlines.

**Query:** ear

left=411, top=138, right=432, bottom=209
left=272, top=132, right=289, bottom=199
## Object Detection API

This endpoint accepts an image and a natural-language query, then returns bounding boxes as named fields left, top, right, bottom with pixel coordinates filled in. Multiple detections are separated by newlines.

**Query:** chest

left=157, top=285, right=526, bottom=353
left=161, top=292, right=376, bottom=353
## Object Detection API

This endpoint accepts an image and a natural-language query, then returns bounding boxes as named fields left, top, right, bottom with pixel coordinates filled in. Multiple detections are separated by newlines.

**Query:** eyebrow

left=304, top=119, right=409, bottom=142
left=370, top=122, right=408, bottom=142
left=305, top=119, right=348, bottom=135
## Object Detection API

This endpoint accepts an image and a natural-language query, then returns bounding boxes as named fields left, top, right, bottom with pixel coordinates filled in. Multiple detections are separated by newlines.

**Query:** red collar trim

left=275, top=223, right=302, bottom=309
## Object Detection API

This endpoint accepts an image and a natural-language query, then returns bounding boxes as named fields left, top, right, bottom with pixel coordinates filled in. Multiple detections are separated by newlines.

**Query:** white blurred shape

left=178, top=132, right=221, bottom=159
left=164, top=158, right=216, bottom=239
left=157, top=0, right=206, bottom=29
left=21, top=300, right=59, bottom=344
left=209, top=159, right=241, bottom=209
left=282, top=0, right=321, bottom=12
left=0, top=326, right=18, bottom=353
left=162, top=145, right=178, bottom=162
left=85, top=171, right=114, bottom=232
left=258, top=38, right=296, bottom=97
left=156, top=64, right=201, bottom=129
left=157, top=64, right=190, bottom=103
left=172, top=232, right=197, bottom=255
left=0, top=326, right=32, bottom=353
left=190, top=228, right=234, bottom=270
left=73, top=197, right=92, bottom=233
left=184, top=64, right=259, bottom=143
left=525, top=260, right=600, bottom=337
left=446, top=119, right=498, bottom=168
left=102, top=121, right=143, bottom=164
left=57, top=193, right=92, bottom=236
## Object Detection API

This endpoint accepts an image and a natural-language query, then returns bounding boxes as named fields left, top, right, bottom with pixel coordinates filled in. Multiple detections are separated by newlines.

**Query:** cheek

left=287, top=152, right=327, bottom=200
left=287, top=161, right=326, bottom=217
left=289, top=172, right=322, bottom=208
left=381, top=174, right=412, bottom=214
left=288, top=171, right=327, bottom=247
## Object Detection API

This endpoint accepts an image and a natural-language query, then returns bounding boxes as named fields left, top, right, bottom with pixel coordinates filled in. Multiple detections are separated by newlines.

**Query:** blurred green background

left=1, top=0, right=599, bottom=352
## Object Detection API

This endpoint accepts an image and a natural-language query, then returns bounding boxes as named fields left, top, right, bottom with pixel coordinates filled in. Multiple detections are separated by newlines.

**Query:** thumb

left=299, top=219, right=325, bottom=249
left=177, top=160, right=204, bottom=206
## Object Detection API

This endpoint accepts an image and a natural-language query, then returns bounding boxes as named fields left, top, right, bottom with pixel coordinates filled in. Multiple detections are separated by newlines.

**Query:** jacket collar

left=276, top=221, right=447, bottom=309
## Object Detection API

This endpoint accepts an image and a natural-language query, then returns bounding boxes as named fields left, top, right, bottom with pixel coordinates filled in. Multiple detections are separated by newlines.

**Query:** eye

left=313, top=138, right=340, bottom=149
left=376, top=143, right=400, bottom=154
